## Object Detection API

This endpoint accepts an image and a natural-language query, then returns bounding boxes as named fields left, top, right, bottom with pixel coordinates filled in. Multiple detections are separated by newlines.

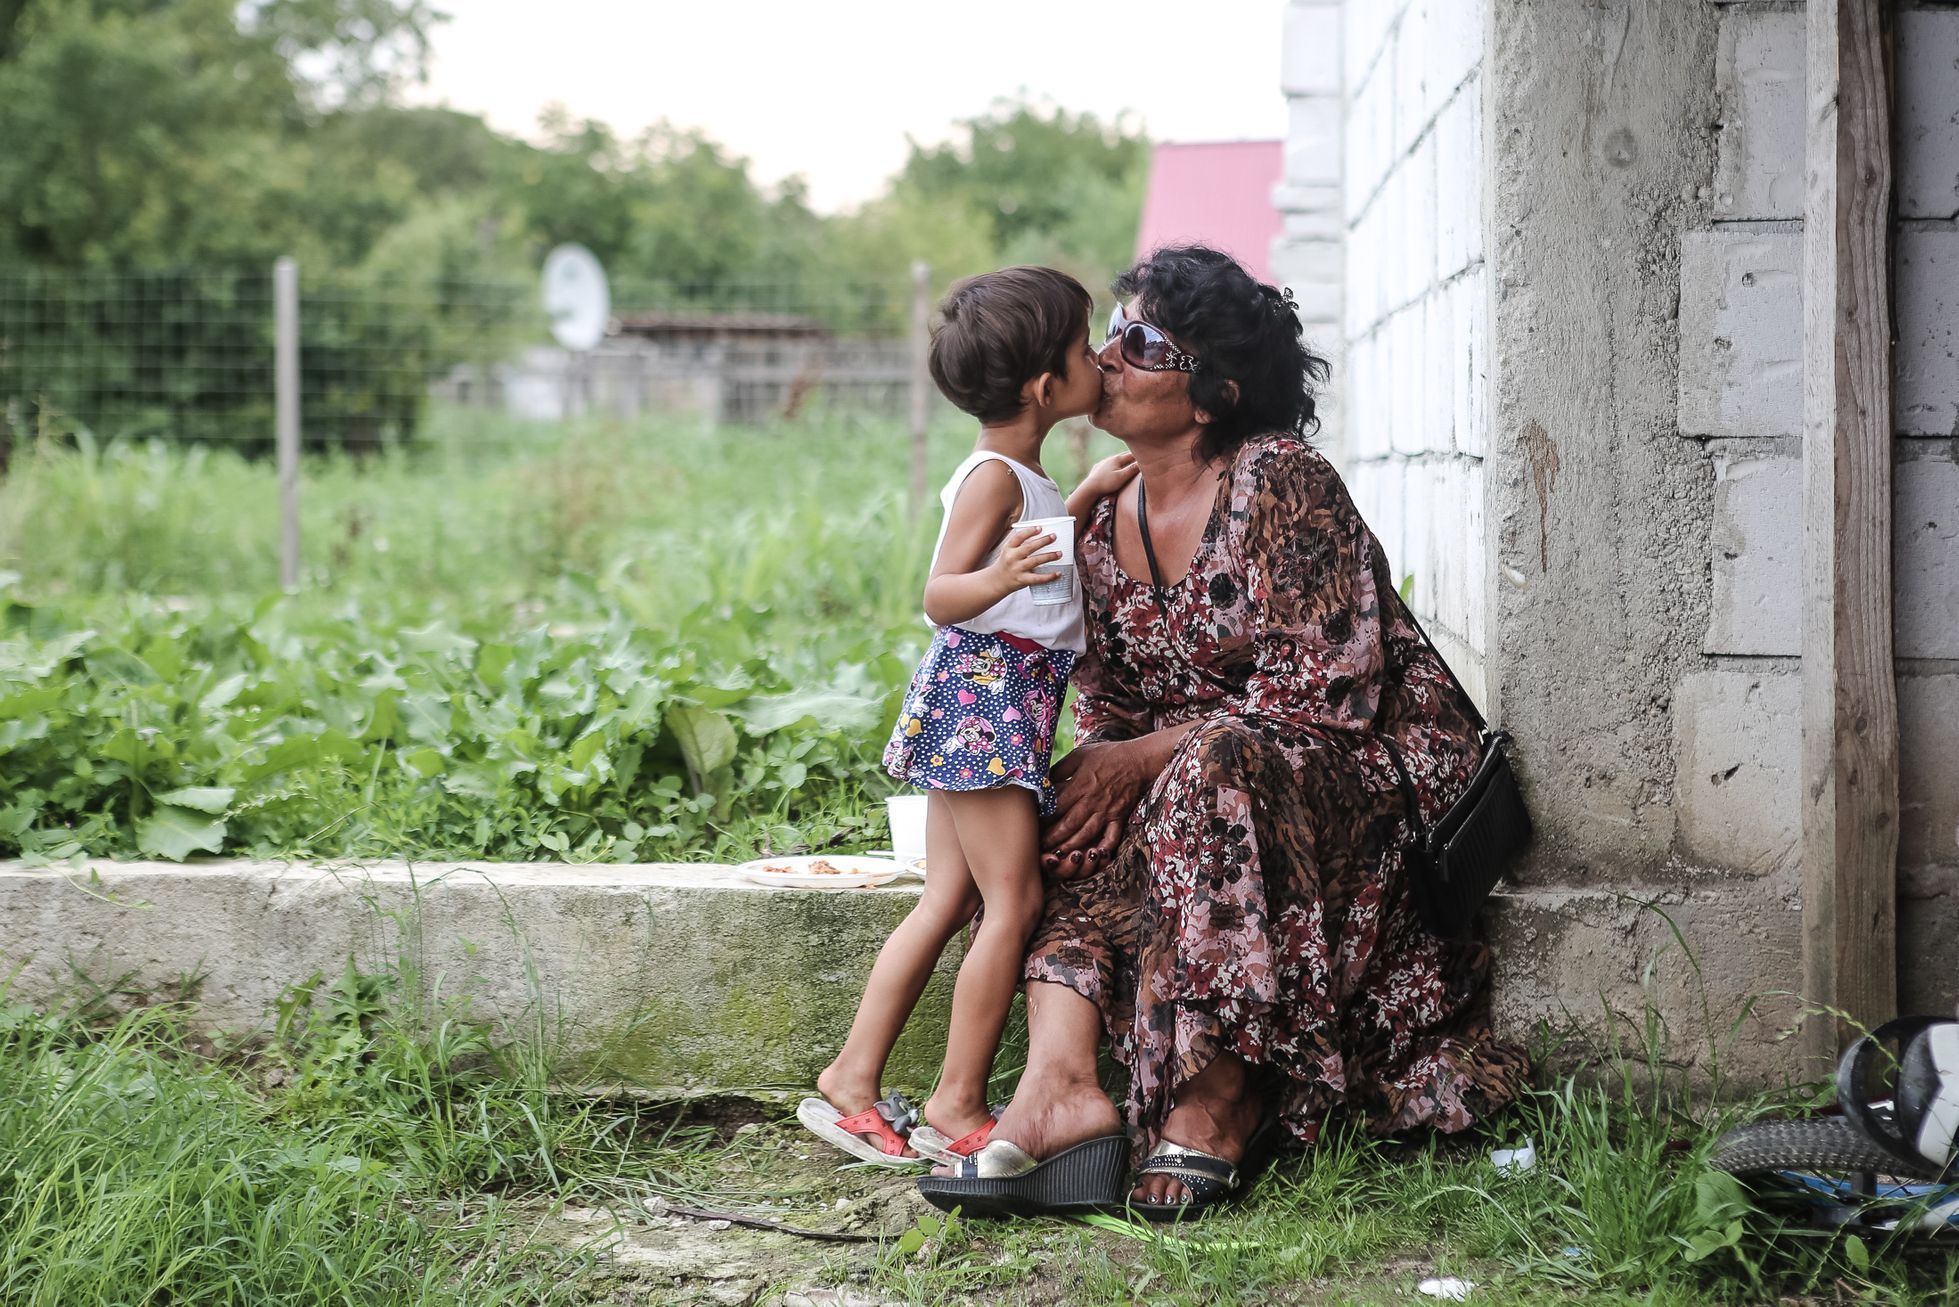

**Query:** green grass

left=8, top=954, right=1954, bottom=1306
left=0, top=410, right=1118, bottom=864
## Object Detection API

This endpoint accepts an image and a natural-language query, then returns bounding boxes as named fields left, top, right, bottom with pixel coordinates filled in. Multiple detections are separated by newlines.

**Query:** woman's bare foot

left=936, top=1071, right=1122, bottom=1174
left=1131, top=1055, right=1266, bottom=1206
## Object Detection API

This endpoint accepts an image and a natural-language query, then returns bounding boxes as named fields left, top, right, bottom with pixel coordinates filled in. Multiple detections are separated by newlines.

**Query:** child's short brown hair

left=928, top=266, right=1094, bottom=424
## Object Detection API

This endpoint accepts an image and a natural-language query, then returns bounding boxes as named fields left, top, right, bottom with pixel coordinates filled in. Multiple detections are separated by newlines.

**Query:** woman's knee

left=1174, top=716, right=1272, bottom=790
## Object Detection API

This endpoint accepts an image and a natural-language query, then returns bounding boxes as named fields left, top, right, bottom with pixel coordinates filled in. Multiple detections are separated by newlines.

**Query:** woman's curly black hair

left=1113, top=245, right=1330, bottom=465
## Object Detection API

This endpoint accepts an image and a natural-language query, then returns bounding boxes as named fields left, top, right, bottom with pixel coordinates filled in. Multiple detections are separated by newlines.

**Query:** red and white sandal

left=796, top=1092, right=924, bottom=1168
left=909, top=1111, right=1002, bottom=1164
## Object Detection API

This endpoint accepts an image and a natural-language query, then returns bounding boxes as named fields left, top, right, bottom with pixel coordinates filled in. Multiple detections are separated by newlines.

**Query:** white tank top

left=925, top=451, right=1086, bottom=653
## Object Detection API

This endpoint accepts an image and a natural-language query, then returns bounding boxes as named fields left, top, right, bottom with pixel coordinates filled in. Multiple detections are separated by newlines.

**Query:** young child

left=798, top=266, right=1137, bottom=1166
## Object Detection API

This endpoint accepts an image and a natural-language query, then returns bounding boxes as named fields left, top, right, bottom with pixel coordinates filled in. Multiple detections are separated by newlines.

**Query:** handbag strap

left=1135, top=477, right=1168, bottom=591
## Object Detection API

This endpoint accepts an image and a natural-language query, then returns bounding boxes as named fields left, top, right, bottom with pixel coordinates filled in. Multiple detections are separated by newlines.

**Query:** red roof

left=1134, top=140, right=1284, bottom=283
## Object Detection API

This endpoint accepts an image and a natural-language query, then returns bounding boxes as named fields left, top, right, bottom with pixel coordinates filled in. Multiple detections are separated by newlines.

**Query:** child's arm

left=924, top=461, right=1060, bottom=627
left=1065, top=452, right=1139, bottom=535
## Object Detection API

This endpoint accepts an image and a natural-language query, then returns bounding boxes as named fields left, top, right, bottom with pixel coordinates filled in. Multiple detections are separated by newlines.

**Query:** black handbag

left=1136, top=478, right=1529, bottom=936
left=1377, top=613, right=1532, bottom=940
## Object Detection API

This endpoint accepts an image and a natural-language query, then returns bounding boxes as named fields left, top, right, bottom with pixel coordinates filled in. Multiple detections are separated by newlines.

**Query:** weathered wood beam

left=1801, top=0, right=1898, bottom=1070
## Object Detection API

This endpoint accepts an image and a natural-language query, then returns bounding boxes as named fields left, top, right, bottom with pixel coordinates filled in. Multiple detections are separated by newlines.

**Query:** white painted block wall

left=1334, top=0, right=1489, bottom=705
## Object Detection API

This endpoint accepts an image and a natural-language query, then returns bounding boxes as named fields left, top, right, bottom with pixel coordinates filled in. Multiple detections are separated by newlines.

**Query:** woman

left=919, top=246, right=1528, bottom=1219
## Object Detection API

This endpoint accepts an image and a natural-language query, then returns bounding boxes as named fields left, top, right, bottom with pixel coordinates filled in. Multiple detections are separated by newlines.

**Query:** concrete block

left=1429, top=460, right=1471, bottom=640
left=1900, top=671, right=1959, bottom=873
left=1901, top=864, right=1959, bottom=1019
left=0, top=861, right=964, bottom=1092
left=1290, top=282, right=1343, bottom=324
left=1285, top=95, right=1344, bottom=187
left=1674, top=668, right=1801, bottom=876
left=1897, top=451, right=1959, bottom=659
left=1486, top=883, right=1804, bottom=1091
left=1379, top=166, right=1412, bottom=314
left=1404, top=135, right=1439, bottom=300
left=1346, top=65, right=1395, bottom=221
left=1351, top=329, right=1392, bottom=460
left=1344, top=0, right=1398, bottom=101
left=1390, top=307, right=1426, bottom=455
left=1393, top=1, right=1432, bottom=156
left=1353, top=461, right=1404, bottom=577
left=1713, top=10, right=1805, bottom=221
left=1451, top=269, right=1489, bottom=458
left=1282, top=5, right=1343, bottom=97
left=1346, top=203, right=1381, bottom=336
left=1401, top=459, right=1433, bottom=599
left=1699, top=446, right=1959, bottom=659
left=1423, top=0, right=1483, bottom=108
left=1433, top=78, right=1483, bottom=281
left=1273, top=236, right=1345, bottom=288
left=1706, top=451, right=1800, bottom=657
left=1678, top=231, right=1803, bottom=439
left=1898, top=10, right=1959, bottom=221
left=1895, top=228, right=1959, bottom=436
left=1425, top=291, right=1455, bottom=452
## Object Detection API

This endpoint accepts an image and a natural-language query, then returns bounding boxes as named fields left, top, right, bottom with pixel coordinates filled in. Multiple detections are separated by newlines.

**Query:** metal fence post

left=274, top=257, right=300, bottom=590
left=909, top=261, right=931, bottom=518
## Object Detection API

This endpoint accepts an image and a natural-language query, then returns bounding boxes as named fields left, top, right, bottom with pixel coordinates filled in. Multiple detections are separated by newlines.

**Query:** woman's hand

left=1041, top=738, right=1152, bottom=877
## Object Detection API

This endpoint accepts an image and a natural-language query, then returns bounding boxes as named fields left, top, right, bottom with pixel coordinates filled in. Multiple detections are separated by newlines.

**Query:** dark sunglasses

left=1106, top=302, right=1199, bottom=372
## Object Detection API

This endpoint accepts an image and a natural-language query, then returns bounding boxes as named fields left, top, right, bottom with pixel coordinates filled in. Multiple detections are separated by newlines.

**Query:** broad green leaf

left=400, top=747, right=445, bottom=778
left=0, top=685, right=63, bottom=720
left=668, top=705, right=737, bottom=791
left=569, top=731, right=604, bottom=772
left=155, top=786, right=234, bottom=814
left=198, top=673, right=247, bottom=713
left=734, top=688, right=881, bottom=735
left=361, top=691, right=402, bottom=743
left=477, top=643, right=516, bottom=689
left=136, top=806, right=226, bottom=861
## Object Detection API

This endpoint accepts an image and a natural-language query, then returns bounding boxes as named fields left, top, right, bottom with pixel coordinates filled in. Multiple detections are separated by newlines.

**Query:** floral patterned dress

left=1023, top=434, right=1529, bottom=1150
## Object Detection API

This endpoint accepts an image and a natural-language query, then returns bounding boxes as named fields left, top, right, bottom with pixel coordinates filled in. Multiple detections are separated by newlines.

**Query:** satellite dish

left=541, top=244, right=610, bottom=352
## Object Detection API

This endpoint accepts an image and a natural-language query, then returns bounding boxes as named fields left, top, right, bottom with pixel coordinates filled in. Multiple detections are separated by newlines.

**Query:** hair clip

left=1280, top=286, right=1297, bottom=308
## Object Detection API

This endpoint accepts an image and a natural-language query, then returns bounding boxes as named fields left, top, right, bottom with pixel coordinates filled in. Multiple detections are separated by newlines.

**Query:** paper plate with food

left=733, top=855, right=909, bottom=889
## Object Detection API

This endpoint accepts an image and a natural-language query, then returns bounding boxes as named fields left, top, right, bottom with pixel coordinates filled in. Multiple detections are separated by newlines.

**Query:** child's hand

left=1077, top=452, right=1139, bottom=501
left=991, top=523, right=1064, bottom=591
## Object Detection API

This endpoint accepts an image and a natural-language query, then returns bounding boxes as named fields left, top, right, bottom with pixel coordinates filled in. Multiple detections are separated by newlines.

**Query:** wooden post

left=274, top=257, right=301, bottom=591
left=1801, top=0, right=1897, bottom=1070
left=909, top=261, right=931, bottom=518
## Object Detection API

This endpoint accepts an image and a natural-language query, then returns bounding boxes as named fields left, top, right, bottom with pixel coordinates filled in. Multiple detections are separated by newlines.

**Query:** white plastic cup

left=1019, top=515, right=1076, bottom=608
left=886, top=795, right=928, bottom=862
left=1018, top=515, right=1075, bottom=574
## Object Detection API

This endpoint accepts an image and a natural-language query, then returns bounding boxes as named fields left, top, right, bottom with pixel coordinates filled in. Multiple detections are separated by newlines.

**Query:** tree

left=894, top=97, right=1150, bottom=287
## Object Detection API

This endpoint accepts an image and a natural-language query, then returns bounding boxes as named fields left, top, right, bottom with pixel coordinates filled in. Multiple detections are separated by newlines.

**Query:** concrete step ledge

left=1, top=859, right=1809, bottom=1092
left=0, top=859, right=961, bottom=1092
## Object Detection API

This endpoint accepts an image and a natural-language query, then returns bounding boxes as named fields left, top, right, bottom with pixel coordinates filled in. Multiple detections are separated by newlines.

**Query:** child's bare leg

left=923, top=786, right=1046, bottom=1142
left=818, top=794, right=979, bottom=1139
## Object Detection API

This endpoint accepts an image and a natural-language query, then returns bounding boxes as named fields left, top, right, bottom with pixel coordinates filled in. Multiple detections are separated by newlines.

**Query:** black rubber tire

left=1712, top=1116, right=1944, bottom=1180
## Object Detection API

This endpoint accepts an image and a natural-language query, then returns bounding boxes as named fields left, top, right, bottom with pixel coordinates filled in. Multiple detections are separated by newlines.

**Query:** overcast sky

left=407, top=0, right=1289, bottom=213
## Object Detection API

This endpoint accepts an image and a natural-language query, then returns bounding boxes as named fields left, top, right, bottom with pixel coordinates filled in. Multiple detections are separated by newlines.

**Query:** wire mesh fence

left=0, top=262, right=930, bottom=457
